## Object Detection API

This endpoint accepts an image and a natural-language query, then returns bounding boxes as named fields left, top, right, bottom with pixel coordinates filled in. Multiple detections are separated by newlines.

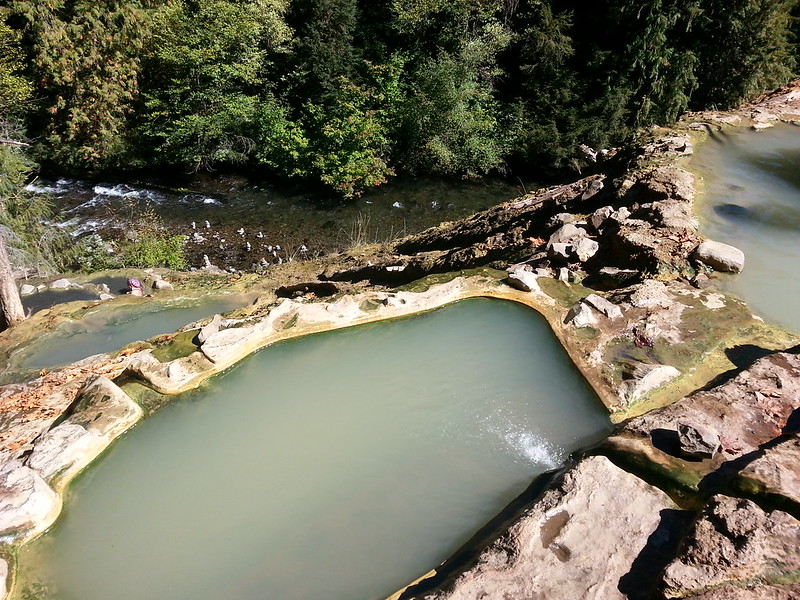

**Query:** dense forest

left=0, top=0, right=799, bottom=200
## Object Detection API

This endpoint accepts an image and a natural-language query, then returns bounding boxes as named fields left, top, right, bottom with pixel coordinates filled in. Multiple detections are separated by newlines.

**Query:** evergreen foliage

left=2, top=0, right=798, bottom=196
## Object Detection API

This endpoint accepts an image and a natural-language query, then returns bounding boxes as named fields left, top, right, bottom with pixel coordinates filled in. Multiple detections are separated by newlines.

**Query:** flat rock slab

left=401, top=456, right=677, bottom=600
left=620, top=351, right=800, bottom=458
left=661, top=495, right=800, bottom=598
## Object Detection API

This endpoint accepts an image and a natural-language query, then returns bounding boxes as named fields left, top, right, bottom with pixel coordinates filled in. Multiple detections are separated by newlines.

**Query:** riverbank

left=0, top=82, right=799, bottom=599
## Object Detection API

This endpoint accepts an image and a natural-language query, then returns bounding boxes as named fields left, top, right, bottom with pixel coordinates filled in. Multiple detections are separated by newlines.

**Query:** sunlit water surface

left=16, top=299, right=610, bottom=600
left=692, top=124, right=800, bottom=332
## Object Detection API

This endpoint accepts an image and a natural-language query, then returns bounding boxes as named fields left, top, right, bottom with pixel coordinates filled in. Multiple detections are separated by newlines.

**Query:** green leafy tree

left=135, top=0, right=292, bottom=171
left=691, top=0, right=798, bottom=108
left=9, top=0, right=155, bottom=167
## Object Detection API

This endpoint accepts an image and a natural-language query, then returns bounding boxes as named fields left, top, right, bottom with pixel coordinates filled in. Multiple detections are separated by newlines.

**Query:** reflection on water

left=16, top=299, right=610, bottom=600
left=693, top=124, right=800, bottom=332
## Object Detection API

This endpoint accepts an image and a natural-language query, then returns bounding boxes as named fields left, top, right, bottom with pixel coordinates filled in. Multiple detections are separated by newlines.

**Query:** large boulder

left=638, top=166, right=696, bottom=202
left=693, top=240, right=745, bottom=273
left=26, top=377, right=142, bottom=481
left=661, top=495, right=800, bottom=598
left=399, top=456, right=679, bottom=600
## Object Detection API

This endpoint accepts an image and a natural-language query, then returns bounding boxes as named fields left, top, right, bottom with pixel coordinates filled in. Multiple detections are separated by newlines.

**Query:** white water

left=16, top=299, right=609, bottom=600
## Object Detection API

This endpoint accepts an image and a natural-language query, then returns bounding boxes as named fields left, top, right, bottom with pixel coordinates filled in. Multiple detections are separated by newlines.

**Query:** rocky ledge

left=0, top=83, right=799, bottom=599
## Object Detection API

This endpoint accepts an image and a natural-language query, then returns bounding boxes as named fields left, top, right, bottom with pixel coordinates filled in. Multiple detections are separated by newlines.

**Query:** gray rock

left=19, top=284, right=36, bottom=296
left=610, top=206, right=631, bottom=222
left=639, top=166, right=696, bottom=202
left=48, top=278, right=72, bottom=290
left=652, top=199, right=698, bottom=230
left=678, top=422, right=721, bottom=459
left=0, top=460, right=59, bottom=538
left=27, top=423, right=98, bottom=480
left=629, top=280, right=672, bottom=309
left=153, top=279, right=174, bottom=290
left=694, top=240, right=745, bottom=273
left=547, top=213, right=578, bottom=230
left=589, top=206, right=614, bottom=231
left=582, top=293, right=623, bottom=320
left=506, top=266, right=540, bottom=293
left=619, top=362, right=681, bottom=404
left=573, top=238, right=599, bottom=262
left=548, top=223, right=587, bottom=246
left=557, top=267, right=570, bottom=282
left=662, top=496, right=800, bottom=597
left=196, top=314, right=223, bottom=345
left=98, top=293, right=114, bottom=301
left=565, top=303, right=598, bottom=328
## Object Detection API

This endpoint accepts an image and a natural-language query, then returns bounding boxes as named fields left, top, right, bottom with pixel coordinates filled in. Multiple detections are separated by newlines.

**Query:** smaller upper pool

left=13, top=294, right=250, bottom=370
left=693, top=124, right=800, bottom=333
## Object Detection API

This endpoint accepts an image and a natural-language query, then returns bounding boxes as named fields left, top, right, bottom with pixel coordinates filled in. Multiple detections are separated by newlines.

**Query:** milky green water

left=692, top=124, right=800, bottom=333
left=15, top=299, right=610, bottom=600
left=16, top=294, right=250, bottom=369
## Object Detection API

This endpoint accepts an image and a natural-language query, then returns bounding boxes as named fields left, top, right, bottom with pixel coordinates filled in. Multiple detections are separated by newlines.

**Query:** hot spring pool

left=15, top=298, right=610, bottom=600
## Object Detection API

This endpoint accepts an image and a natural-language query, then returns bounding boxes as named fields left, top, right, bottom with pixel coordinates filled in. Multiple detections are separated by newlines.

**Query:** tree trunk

left=0, top=237, right=25, bottom=331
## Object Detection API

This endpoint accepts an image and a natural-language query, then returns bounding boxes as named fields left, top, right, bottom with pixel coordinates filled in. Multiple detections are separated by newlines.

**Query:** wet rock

left=661, top=496, right=800, bottom=597
left=0, top=460, right=59, bottom=539
left=582, top=293, right=623, bottom=320
left=619, top=363, right=681, bottom=404
left=26, top=423, right=98, bottom=480
left=690, top=273, right=711, bottom=289
left=693, top=240, right=745, bottom=273
left=399, top=456, right=678, bottom=600
left=677, top=422, right=721, bottom=459
left=19, top=284, right=35, bottom=296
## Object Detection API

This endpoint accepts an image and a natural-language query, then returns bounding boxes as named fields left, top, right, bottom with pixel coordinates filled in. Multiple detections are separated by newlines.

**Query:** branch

left=0, top=139, right=30, bottom=147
